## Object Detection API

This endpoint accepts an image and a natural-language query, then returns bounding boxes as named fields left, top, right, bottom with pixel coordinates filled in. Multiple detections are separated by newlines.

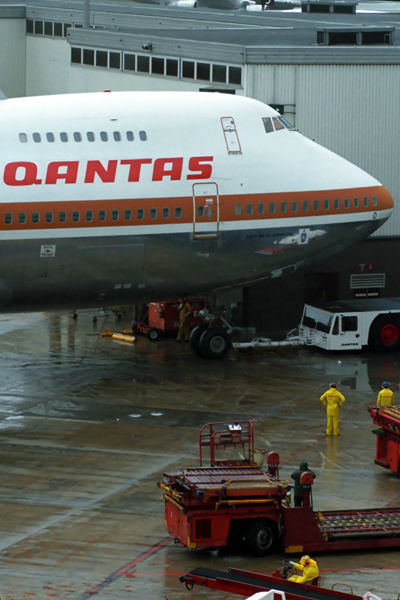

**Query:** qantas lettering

left=3, top=156, right=214, bottom=186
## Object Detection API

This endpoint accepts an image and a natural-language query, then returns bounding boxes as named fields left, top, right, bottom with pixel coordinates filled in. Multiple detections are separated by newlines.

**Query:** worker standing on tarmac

left=177, top=299, right=192, bottom=342
left=290, top=461, right=316, bottom=507
left=320, top=383, right=345, bottom=437
left=287, top=555, right=319, bottom=584
left=377, top=382, right=395, bottom=406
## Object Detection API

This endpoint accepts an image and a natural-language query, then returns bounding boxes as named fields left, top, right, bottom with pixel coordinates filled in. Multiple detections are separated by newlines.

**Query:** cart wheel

left=147, top=328, right=159, bottom=341
left=368, top=315, right=400, bottom=351
left=245, top=518, right=278, bottom=556
left=189, top=324, right=208, bottom=355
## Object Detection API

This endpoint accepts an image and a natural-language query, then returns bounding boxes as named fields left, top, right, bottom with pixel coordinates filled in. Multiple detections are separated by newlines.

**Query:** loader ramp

left=180, top=567, right=360, bottom=600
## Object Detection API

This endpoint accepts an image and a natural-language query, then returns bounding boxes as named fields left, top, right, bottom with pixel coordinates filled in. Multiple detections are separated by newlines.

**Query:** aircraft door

left=221, top=117, right=241, bottom=154
left=193, top=183, right=219, bottom=239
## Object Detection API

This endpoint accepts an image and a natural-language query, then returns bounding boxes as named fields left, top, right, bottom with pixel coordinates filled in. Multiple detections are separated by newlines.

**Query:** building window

left=96, top=50, right=108, bottom=68
left=71, top=47, right=82, bottom=64
left=166, top=59, right=178, bottom=77
left=152, top=57, right=164, bottom=75
left=44, top=22, right=53, bottom=36
left=109, top=52, right=121, bottom=70
left=212, top=64, right=226, bottom=83
left=137, top=55, right=150, bottom=73
left=83, top=49, right=95, bottom=66
left=26, top=19, right=33, bottom=33
left=229, top=66, right=242, bottom=86
left=182, top=61, right=195, bottom=79
left=54, top=22, right=63, bottom=37
left=197, top=63, right=210, bottom=81
left=124, top=54, right=135, bottom=71
left=34, top=21, right=43, bottom=35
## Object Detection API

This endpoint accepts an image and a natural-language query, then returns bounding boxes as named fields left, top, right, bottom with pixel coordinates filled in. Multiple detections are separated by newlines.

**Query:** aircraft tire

left=147, top=328, right=160, bottom=341
left=189, top=324, right=208, bottom=355
left=199, top=327, right=231, bottom=359
left=368, top=315, right=400, bottom=351
left=245, top=518, right=279, bottom=557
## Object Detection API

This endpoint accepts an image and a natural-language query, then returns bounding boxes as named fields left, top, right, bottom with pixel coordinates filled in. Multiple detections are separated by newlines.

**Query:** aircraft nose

left=379, top=185, right=394, bottom=213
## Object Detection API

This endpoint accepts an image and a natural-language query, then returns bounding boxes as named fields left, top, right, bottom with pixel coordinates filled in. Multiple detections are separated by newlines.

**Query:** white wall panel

left=246, top=64, right=400, bottom=237
left=26, top=37, right=71, bottom=96
left=0, top=19, right=25, bottom=98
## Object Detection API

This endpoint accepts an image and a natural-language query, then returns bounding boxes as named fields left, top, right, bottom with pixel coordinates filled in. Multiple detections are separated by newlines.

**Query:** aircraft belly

left=0, top=218, right=381, bottom=311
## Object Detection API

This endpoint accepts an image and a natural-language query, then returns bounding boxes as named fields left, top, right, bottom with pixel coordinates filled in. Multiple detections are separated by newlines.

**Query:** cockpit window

left=262, top=118, right=274, bottom=134
left=278, top=116, right=295, bottom=130
left=272, top=117, right=285, bottom=131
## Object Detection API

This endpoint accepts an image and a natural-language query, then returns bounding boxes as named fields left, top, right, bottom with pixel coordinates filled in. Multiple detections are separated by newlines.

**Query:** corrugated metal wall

left=245, top=64, right=400, bottom=237
left=0, top=19, right=26, bottom=98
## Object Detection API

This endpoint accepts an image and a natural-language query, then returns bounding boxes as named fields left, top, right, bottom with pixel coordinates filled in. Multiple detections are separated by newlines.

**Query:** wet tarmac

left=0, top=310, right=399, bottom=600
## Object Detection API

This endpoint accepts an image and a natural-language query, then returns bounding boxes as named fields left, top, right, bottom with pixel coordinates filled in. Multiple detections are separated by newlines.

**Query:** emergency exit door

left=193, top=183, right=219, bottom=239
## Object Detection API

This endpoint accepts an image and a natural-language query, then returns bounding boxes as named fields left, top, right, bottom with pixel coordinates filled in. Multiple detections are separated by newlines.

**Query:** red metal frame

left=368, top=406, right=400, bottom=473
left=199, top=420, right=256, bottom=467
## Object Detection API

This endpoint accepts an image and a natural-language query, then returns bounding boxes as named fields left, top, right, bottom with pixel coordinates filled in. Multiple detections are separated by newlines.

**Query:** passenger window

left=342, top=315, right=358, bottom=332
left=139, top=131, right=147, bottom=141
left=86, top=210, right=93, bottom=222
left=331, top=317, right=339, bottom=335
left=175, top=207, right=182, bottom=218
left=150, top=208, right=157, bottom=219
left=99, top=209, right=106, bottom=221
left=372, top=195, right=378, bottom=206
left=269, top=202, right=276, bottom=214
left=280, top=202, right=287, bottom=213
left=137, top=208, right=144, bottom=220
left=4, top=213, right=12, bottom=224
left=19, top=133, right=28, bottom=143
left=235, top=204, right=242, bottom=216
left=126, top=131, right=134, bottom=141
left=59, top=211, right=66, bottom=223
left=354, top=197, right=360, bottom=208
left=124, top=209, right=132, bottom=220
left=111, top=209, right=119, bottom=221
left=272, top=117, right=285, bottom=131
left=113, top=132, right=121, bottom=142
left=344, top=198, right=350, bottom=209
left=246, top=204, right=253, bottom=215
left=198, top=206, right=204, bottom=217
left=32, top=212, right=40, bottom=223
left=313, top=200, right=319, bottom=211
left=324, top=199, right=330, bottom=210
left=363, top=196, right=369, bottom=207
left=33, top=132, right=41, bottom=143
left=162, top=207, right=169, bottom=219
left=292, top=201, right=298, bottom=212
left=303, top=201, right=309, bottom=211
left=45, top=211, right=53, bottom=223
left=258, top=203, right=265, bottom=214
left=60, top=132, right=68, bottom=142
left=87, top=132, right=95, bottom=142
left=334, top=198, right=340, bottom=210
left=18, top=213, right=26, bottom=224
left=72, top=211, right=80, bottom=222
left=100, top=132, right=108, bottom=142
left=73, top=132, right=82, bottom=142
left=46, top=132, right=55, bottom=143
left=262, top=118, right=274, bottom=134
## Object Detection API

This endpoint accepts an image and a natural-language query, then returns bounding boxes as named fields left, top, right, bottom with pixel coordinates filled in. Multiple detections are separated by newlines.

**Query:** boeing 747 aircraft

left=0, top=91, right=393, bottom=357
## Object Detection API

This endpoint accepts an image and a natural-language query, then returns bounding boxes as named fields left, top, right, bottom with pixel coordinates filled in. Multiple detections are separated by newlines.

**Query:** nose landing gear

left=189, top=308, right=232, bottom=359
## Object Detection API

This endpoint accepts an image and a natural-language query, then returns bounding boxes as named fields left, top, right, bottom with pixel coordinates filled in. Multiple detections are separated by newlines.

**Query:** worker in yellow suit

left=288, top=555, right=319, bottom=584
left=320, top=382, right=345, bottom=436
left=177, top=299, right=192, bottom=342
left=377, top=382, right=395, bottom=406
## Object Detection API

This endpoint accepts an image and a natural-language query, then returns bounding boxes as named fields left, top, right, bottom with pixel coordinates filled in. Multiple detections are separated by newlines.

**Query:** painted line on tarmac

left=77, top=535, right=172, bottom=599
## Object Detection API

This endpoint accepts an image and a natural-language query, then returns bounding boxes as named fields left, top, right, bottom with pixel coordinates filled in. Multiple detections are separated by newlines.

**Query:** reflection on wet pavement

left=0, top=312, right=398, bottom=599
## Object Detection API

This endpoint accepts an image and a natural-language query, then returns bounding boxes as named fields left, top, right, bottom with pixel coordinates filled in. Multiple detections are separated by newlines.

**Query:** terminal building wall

left=0, top=18, right=25, bottom=98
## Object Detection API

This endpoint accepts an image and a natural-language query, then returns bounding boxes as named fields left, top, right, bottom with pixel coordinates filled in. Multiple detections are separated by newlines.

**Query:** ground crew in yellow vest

left=320, top=382, right=345, bottom=436
left=177, top=299, right=192, bottom=342
left=288, top=555, right=319, bottom=584
left=377, top=382, right=395, bottom=406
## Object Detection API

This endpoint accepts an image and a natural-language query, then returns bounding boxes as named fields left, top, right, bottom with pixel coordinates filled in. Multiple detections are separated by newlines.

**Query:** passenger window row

left=4, top=206, right=183, bottom=226
left=234, top=195, right=378, bottom=216
left=19, top=130, right=146, bottom=144
left=71, top=47, right=242, bottom=87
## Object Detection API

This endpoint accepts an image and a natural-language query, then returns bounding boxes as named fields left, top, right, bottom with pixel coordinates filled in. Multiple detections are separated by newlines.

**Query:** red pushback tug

left=369, top=405, right=400, bottom=473
left=158, top=420, right=400, bottom=556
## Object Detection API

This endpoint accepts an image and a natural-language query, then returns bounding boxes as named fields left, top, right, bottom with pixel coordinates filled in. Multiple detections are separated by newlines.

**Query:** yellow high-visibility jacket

left=292, top=559, right=319, bottom=583
left=377, top=388, right=394, bottom=406
left=320, top=388, right=345, bottom=417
